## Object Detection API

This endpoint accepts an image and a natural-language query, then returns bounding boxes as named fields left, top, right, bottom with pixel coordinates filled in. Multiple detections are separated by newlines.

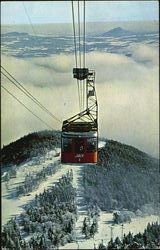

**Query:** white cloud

left=1, top=54, right=74, bottom=87
left=129, top=44, right=159, bottom=65
left=1, top=45, right=159, bottom=157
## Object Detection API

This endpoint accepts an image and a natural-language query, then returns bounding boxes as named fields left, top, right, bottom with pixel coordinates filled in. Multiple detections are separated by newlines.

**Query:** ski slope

left=62, top=211, right=159, bottom=249
left=2, top=149, right=61, bottom=226
left=2, top=142, right=159, bottom=249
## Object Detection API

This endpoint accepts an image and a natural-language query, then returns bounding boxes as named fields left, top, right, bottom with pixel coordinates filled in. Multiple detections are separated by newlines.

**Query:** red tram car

left=61, top=131, right=98, bottom=163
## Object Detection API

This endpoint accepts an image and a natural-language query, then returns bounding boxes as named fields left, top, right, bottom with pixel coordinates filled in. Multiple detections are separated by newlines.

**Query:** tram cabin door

left=74, top=138, right=85, bottom=163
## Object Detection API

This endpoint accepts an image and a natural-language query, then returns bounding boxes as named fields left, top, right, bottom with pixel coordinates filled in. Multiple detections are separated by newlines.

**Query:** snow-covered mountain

left=1, top=130, right=61, bottom=168
left=1, top=131, right=159, bottom=249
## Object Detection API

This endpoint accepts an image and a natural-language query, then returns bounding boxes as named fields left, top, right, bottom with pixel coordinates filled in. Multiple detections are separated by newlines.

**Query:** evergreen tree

left=113, top=212, right=119, bottom=224
left=48, top=227, right=53, bottom=240
left=128, top=241, right=142, bottom=249
left=124, top=232, right=133, bottom=245
left=98, top=240, right=107, bottom=249
left=6, top=236, right=15, bottom=249
left=114, top=236, right=122, bottom=247
left=90, top=219, right=98, bottom=238
left=1, top=231, right=7, bottom=247
left=107, top=239, right=116, bottom=250
left=15, top=237, right=21, bottom=249
left=39, top=235, right=47, bottom=249
left=53, top=233, right=61, bottom=248
left=82, top=217, right=88, bottom=234
left=82, top=217, right=90, bottom=238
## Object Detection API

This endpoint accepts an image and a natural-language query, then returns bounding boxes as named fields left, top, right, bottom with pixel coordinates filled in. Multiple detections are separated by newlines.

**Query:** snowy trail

left=61, top=164, right=88, bottom=249
left=62, top=211, right=159, bottom=249
left=2, top=149, right=62, bottom=226
left=2, top=164, right=76, bottom=226
left=61, top=160, right=160, bottom=249
left=61, top=160, right=159, bottom=250
left=2, top=149, right=86, bottom=229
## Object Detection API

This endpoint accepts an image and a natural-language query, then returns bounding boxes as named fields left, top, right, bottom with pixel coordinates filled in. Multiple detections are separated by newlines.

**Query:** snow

left=2, top=145, right=159, bottom=249
left=2, top=149, right=61, bottom=226
left=2, top=149, right=85, bottom=227
left=61, top=212, right=159, bottom=249
left=2, top=172, right=7, bottom=178
left=98, top=141, right=106, bottom=148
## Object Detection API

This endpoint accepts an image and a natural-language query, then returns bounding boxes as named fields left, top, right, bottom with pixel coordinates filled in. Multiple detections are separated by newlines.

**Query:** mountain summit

left=100, top=27, right=133, bottom=37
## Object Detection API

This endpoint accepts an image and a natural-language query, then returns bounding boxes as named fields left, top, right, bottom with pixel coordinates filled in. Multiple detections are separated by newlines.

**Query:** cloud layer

left=1, top=44, right=159, bottom=157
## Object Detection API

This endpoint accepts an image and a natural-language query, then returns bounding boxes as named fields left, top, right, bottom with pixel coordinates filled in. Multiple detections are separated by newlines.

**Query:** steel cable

left=1, top=66, right=62, bottom=123
left=22, top=2, right=37, bottom=37
left=71, top=1, right=81, bottom=111
left=1, top=85, right=54, bottom=130
left=83, top=0, right=86, bottom=110
left=77, top=1, right=83, bottom=111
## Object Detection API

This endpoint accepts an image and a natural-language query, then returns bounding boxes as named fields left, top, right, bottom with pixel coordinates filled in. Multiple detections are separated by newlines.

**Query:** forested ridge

left=83, top=140, right=159, bottom=213
left=1, top=131, right=159, bottom=213
left=98, top=139, right=158, bottom=168
left=1, top=130, right=61, bottom=167
left=1, top=131, right=159, bottom=249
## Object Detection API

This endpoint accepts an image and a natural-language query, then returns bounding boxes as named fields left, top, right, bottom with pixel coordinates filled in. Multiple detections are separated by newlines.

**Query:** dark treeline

left=98, top=140, right=158, bottom=169
left=98, top=222, right=160, bottom=249
left=1, top=130, right=61, bottom=167
left=83, top=140, right=159, bottom=212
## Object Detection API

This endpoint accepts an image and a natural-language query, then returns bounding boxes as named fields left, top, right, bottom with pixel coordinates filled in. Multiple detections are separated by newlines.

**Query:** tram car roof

left=62, top=121, right=97, bottom=132
left=62, top=131, right=98, bottom=138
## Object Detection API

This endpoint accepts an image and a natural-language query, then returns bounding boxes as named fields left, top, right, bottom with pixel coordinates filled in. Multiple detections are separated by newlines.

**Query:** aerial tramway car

left=61, top=68, right=98, bottom=163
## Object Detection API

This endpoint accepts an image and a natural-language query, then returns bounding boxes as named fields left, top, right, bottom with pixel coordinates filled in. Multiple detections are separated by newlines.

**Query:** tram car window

left=62, top=138, right=72, bottom=152
left=87, top=138, right=97, bottom=152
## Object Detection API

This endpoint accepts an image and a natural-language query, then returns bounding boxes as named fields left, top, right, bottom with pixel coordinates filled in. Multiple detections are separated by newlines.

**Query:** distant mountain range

left=1, top=27, right=158, bottom=58
left=99, top=26, right=158, bottom=37
left=100, top=27, right=134, bottom=37
left=1, top=32, right=28, bottom=37
left=2, top=27, right=158, bottom=39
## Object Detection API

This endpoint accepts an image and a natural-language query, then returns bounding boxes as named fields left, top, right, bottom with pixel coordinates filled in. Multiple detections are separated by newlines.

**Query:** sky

left=1, top=1, right=159, bottom=24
